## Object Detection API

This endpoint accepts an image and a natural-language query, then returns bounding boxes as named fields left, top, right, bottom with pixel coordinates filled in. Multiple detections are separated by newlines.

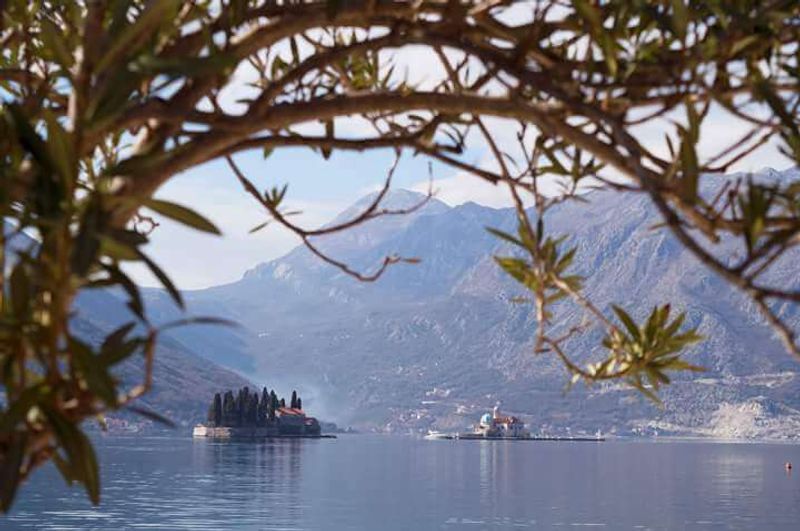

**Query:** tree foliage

left=258, top=387, right=269, bottom=426
left=208, top=386, right=299, bottom=427
left=1, top=0, right=800, bottom=510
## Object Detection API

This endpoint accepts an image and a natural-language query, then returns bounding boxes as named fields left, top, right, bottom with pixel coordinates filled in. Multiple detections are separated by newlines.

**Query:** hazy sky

left=135, top=130, right=789, bottom=291
left=130, top=7, right=793, bottom=291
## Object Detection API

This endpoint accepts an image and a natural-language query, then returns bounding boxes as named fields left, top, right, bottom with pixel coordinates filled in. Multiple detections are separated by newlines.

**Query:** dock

left=425, top=433, right=604, bottom=441
left=456, top=434, right=604, bottom=442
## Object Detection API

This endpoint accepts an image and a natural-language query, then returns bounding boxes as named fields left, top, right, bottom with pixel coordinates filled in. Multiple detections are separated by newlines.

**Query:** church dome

left=480, top=413, right=493, bottom=426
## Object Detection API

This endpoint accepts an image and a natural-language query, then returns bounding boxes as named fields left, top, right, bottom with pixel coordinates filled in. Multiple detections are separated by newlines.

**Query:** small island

left=426, top=406, right=604, bottom=442
left=193, top=386, right=334, bottom=439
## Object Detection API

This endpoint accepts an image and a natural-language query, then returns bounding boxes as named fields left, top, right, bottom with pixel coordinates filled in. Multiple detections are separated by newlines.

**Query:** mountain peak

left=332, top=188, right=450, bottom=225
left=351, top=188, right=448, bottom=212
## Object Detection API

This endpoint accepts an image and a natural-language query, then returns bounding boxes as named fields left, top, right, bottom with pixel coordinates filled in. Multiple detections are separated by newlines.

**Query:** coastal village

left=194, top=386, right=325, bottom=438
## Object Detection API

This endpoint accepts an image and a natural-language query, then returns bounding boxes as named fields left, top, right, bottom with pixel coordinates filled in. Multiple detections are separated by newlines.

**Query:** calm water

left=6, top=435, right=800, bottom=530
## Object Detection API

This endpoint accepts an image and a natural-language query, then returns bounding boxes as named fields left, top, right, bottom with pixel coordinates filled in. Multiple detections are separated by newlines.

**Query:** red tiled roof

left=278, top=407, right=304, bottom=416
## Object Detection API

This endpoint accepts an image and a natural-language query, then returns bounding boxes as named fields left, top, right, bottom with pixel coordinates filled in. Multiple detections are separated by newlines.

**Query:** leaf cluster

left=489, top=220, right=582, bottom=322
left=594, top=305, right=704, bottom=403
left=0, top=100, right=220, bottom=509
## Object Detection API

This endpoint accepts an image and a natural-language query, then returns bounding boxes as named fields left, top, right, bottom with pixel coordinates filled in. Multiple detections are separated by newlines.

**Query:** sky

left=135, top=129, right=789, bottom=291
left=129, top=7, right=794, bottom=291
left=133, top=137, right=533, bottom=289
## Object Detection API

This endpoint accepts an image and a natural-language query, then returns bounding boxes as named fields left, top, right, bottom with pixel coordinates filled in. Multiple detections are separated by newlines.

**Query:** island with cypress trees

left=193, top=386, right=333, bottom=438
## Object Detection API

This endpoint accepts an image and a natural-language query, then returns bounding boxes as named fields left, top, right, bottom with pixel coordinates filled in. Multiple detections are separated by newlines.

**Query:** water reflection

left=5, top=437, right=800, bottom=530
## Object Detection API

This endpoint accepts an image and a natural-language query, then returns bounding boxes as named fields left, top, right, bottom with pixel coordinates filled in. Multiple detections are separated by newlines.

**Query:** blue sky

left=133, top=144, right=502, bottom=289
left=128, top=5, right=794, bottom=290
left=135, top=125, right=790, bottom=291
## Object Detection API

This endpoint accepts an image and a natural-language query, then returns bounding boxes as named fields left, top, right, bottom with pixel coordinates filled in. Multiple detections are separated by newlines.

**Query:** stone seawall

left=192, top=425, right=335, bottom=439
left=193, top=426, right=279, bottom=438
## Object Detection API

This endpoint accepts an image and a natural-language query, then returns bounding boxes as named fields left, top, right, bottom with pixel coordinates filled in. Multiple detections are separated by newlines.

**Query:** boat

left=424, top=430, right=455, bottom=440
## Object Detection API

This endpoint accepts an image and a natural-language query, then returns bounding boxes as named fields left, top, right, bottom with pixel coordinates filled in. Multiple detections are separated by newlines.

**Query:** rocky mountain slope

left=144, top=169, right=800, bottom=438
left=72, top=291, right=251, bottom=431
left=3, top=224, right=251, bottom=431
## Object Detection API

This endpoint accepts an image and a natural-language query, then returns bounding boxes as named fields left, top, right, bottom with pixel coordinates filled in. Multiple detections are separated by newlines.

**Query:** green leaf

left=40, top=18, right=75, bottom=71
left=106, top=151, right=172, bottom=178
left=494, top=256, right=532, bottom=286
left=326, top=0, right=343, bottom=19
left=97, top=321, right=144, bottom=367
left=0, top=433, right=28, bottom=511
left=486, top=227, right=525, bottom=248
left=51, top=452, right=76, bottom=485
left=0, top=384, right=50, bottom=433
left=70, top=337, right=118, bottom=406
left=126, top=405, right=175, bottom=428
left=5, top=104, right=57, bottom=177
left=321, top=120, right=334, bottom=160
left=271, top=55, right=287, bottom=78
left=9, top=262, right=31, bottom=319
left=574, top=0, right=617, bottom=76
left=629, top=378, right=663, bottom=406
left=555, top=247, right=577, bottom=273
left=158, top=316, right=237, bottom=332
left=730, top=35, right=759, bottom=56
left=249, top=220, right=271, bottom=234
left=142, top=199, right=221, bottom=235
left=98, top=234, right=139, bottom=261
left=136, top=249, right=183, bottom=309
left=42, top=407, right=100, bottom=505
left=290, top=36, right=300, bottom=64
left=612, top=305, right=640, bottom=340
left=670, top=0, right=688, bottom=40
left=94, top=0, right=180, bottom=74
left=130, top=53, right=237, bottom=78
left=99, top=338, right=143, bottom=368
left=102, top=322, right=137, bottom=353
left=99, top=323, right=143, bottom=367
left=100, top=263, right=145, bottom=322
left=71, top=198, right=103, bottom=276
left=85, top=68, right=142, bottom=128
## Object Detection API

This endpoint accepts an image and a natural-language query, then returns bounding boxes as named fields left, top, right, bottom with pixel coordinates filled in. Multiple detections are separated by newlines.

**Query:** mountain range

left=2, top=224, right=250, bottom=431
left=97, top=167, right=800, bottom=439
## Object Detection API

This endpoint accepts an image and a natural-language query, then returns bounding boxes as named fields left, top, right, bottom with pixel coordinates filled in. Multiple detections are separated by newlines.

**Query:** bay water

left=6, top=435, right=800, bottom=530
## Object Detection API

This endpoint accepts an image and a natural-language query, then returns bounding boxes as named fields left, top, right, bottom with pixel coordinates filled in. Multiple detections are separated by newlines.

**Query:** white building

left=475, top=406, right=530, bottom=438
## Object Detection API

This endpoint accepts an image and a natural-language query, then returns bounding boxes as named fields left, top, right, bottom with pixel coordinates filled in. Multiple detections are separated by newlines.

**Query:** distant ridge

left=2, top=222, right=252, bottom=431
left=140, top=170, right=800, bottom=438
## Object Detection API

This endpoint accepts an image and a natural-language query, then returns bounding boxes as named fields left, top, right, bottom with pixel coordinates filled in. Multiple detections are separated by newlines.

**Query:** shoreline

left=192, top=425, right=336, bottom=439
left=194, top=434, right=338, bottom=440
left=84, top=431, right=800, bottom=444
left=427, top=433, right=605, bottom=442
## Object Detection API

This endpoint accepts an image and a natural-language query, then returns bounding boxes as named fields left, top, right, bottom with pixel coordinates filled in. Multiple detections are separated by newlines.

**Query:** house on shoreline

left=275, top=406, right=321, bottom=436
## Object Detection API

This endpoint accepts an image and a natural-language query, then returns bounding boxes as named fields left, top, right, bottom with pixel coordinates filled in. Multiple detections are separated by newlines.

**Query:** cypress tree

left=222, top=391, right=235, bottom=426
left=248, top=393, right=259, bottom=426
left=212, top=393, right=222, bottom=426
left=291, top=390, right=298, bottom=409
left=259, top=387, right=269, bottom=426
left=269, top=390, right=278, bottom=420
left=207, top=400, right=216, bottom=425
left=297, top=397, right=302, bottom=411
left=237, top=387, right=250, bottom=426
left=280, top=398, right=286, bottom=408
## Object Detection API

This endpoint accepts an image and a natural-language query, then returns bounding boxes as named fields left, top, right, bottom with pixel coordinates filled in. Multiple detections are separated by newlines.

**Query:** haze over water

left=7, top=436, right=800, bottom=530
